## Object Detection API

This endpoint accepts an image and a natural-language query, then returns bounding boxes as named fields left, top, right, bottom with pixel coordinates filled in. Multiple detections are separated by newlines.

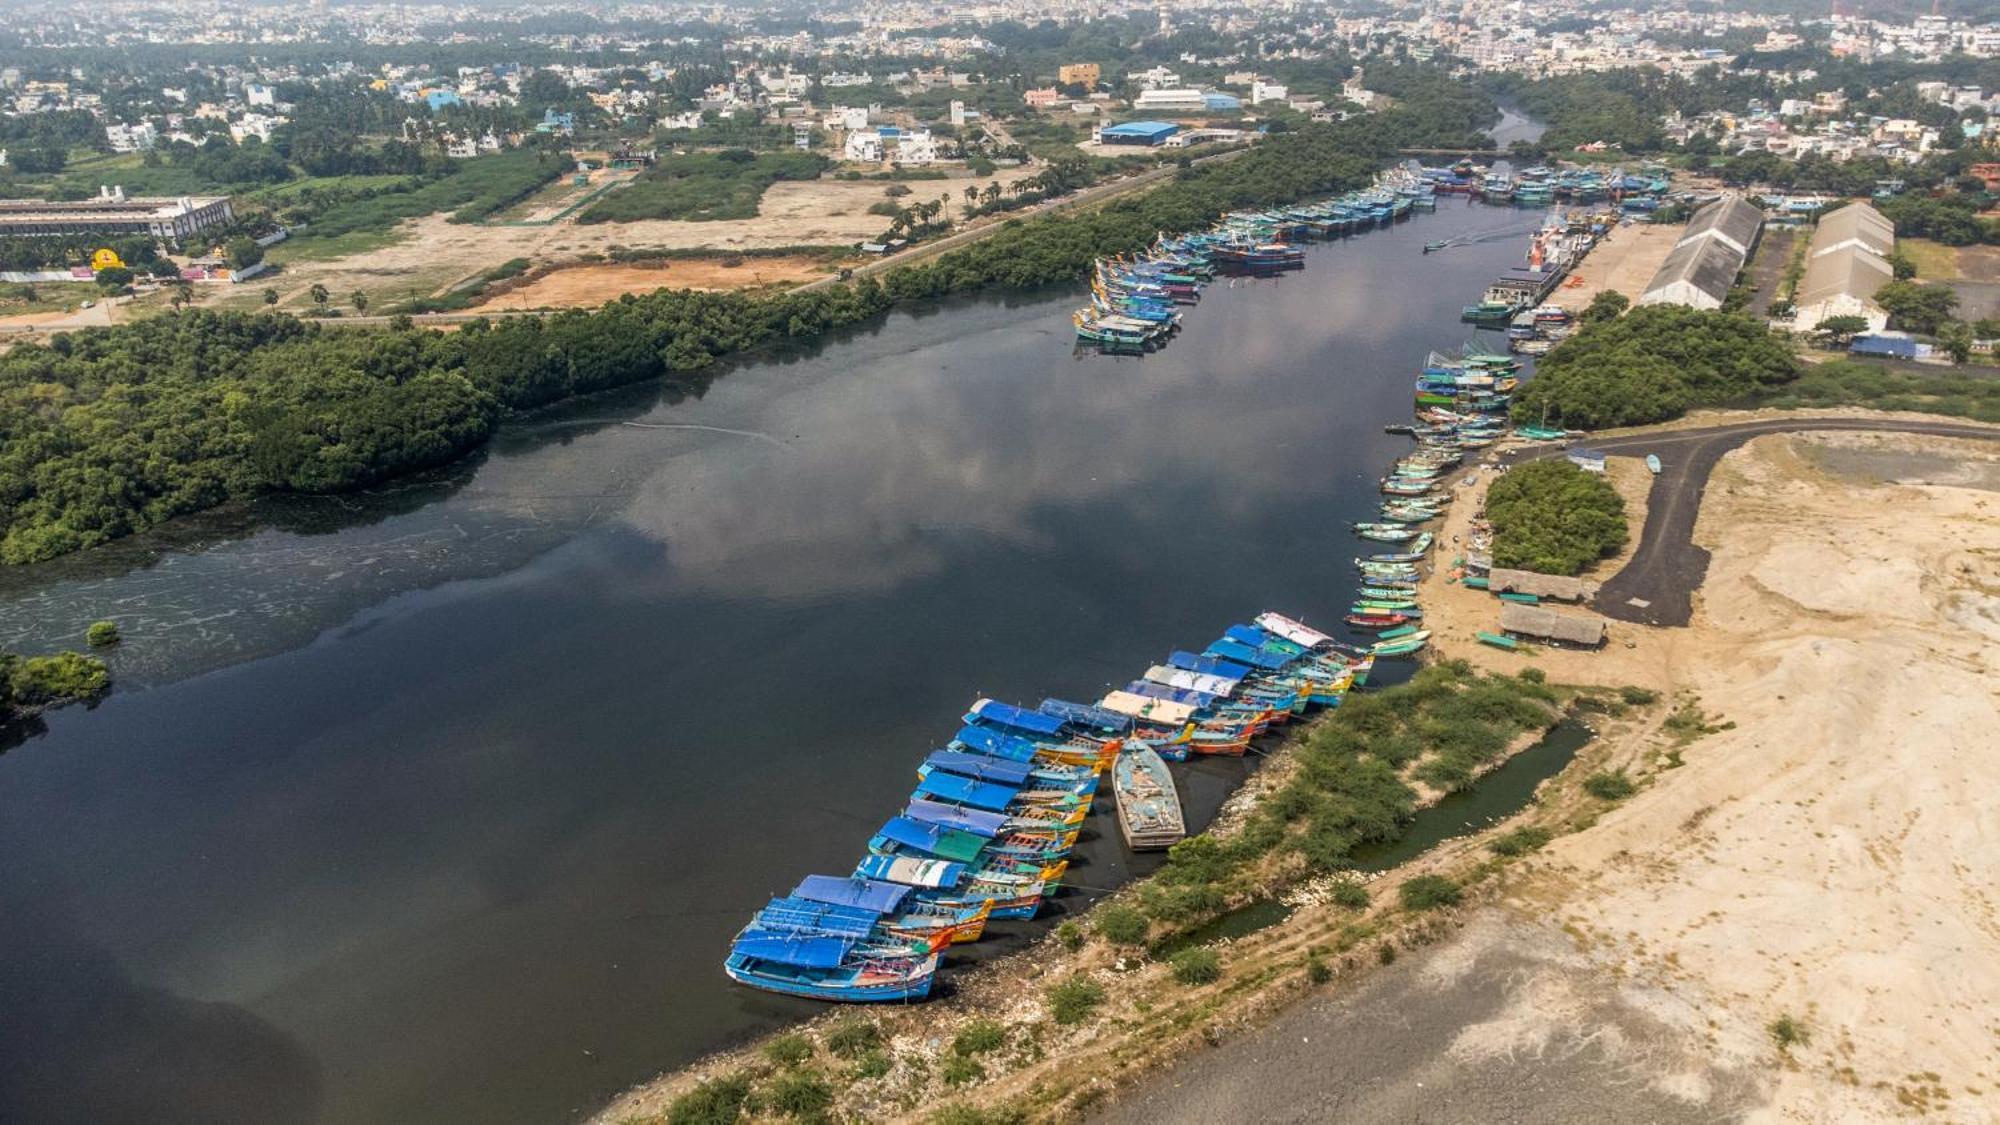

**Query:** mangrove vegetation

left=1485, top=460, right=1628, bottom=577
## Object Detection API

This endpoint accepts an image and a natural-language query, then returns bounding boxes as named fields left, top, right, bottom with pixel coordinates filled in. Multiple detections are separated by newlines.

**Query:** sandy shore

left=1106, top=425, right=2000, bottom=1123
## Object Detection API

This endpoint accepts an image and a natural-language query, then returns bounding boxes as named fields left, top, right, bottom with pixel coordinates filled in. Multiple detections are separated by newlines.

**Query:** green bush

left=951, top=1019, right=1006, bottom=1057
left=8, top=651, right=109, bottom=705
left=1769, top=1014, right=1810, bottom=1050
left=1306, top=954, right=1333, bottom=984
left=1487, top=826, right=1553, bottom=856
left=762, top=1070, right=832, bottom=1118
left=85, top=620, right=120, bottom=647
left=940, top=1053, right=984, bottom=1086
left=848, top=1049, right=891, bottom=1080
left=1054, top=921, right=1083, bottom=951
left=1047, top=977, right=1105, bottom=1025
left=1618, top=686, right=1660, bottom=706
left=1398, top=875, right=1462, bottom=911
left=1583, top=771, right=1637, bottom=801
left=1486, top=460, right=1627, bottom=577
left=1094, top=903, right=1149, bottom=945
left=824, top=1018, right=881, bottom=1059
left=1330, top=881, right=1371, bottom=909
left=1169, top=947, right=1222, bottom=986
left=668, top=1074, right=752, bottom=1125
left=763, top=1033, right=814, bottom=1068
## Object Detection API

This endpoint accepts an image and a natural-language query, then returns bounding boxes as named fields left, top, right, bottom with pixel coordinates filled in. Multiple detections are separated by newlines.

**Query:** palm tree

left=170, top=279, right=193, bottom=312
left=351, top=291, right=369, bottom=314
left=963, top=185, right=979, bottom=208
left=982, top=182, right=1003, bottom=207
left=308, top=283, right=329, bottom=309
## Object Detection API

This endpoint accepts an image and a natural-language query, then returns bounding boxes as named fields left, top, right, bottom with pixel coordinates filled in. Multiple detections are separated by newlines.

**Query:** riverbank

left=593, top=674, right=1643, bottom=1125
left=1100, top=420, right=2000, bottom=1123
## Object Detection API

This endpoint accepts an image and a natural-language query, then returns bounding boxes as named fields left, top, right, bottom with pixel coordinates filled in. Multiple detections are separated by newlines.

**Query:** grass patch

left=1306, top=954, right=1333, bottom=984
left=1583, top=770, right=1637, bottom=801
left=1330, top=881, right=1371, bottom=909
left=848, top=1049, right=891, bottom=1080
left=1094, top=903, right=1149, bottom=945
left=1663, top=701, right=1722, bottom=741
left=1769, top=1013, right=1810, bottom=1051
left=1047, top=977, right=1105, bottom=1026
left=1487, top=825, right=1553, bottom=856
left=928, top=1104, right=1026, bottom=1125
left=823, top=1018, right=881, bottom=1059
left=1896, top=239, right=1961, bottom=281
left=1619, top=686, right=1660, bottom=706
left=951, top=1019, right=1006, bottom=1057
left=1398, top=874, right=1462, bottom=911
left=578, top=151, right=829, bottom=224
left=762, top=1070, right=833, bottom=1119
left=1054, top=921, right=1083, bottom=951
left=1752, top=360, right=2000, bottom=424
left=763, top=1032, right=814, bottom=1068
left=1169, top=947, right=1222, bottom=986
left=282, top=150, right=567, bottom=247
left=667, top=1074, right=752, bottom=1125
left=941, top=1053, right=985, bottom=1086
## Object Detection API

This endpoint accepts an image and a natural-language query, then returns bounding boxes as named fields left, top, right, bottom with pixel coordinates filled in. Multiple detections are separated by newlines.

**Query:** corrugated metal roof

left=1675, top=196, right=1764, bottom=253
left=1796, top=243, right=1892, bottom=313
left=1644, top=235, right=1746, bottom=304
left=1810, top=202, right=1894, bottom=258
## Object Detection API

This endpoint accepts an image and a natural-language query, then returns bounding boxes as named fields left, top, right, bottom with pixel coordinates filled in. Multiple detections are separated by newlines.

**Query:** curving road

left=1518, top=416, right=1999, bottom=627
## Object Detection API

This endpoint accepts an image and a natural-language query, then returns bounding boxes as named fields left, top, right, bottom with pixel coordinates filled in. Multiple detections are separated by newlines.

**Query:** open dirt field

left=1561, top=220, right=1680, bottom=308
left=474, top=257, right=832, bottom=310
left=1107, top=426, right=2000, bottom=1124
left=216, top=167, right=1044, bottom=314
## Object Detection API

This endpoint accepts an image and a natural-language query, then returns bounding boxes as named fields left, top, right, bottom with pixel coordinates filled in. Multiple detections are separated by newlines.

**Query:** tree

left=147, top=259, right=181, bottom=280
left=263, top=288, right=280, bottom=306
left=1873, top=280, right=1958, bottom=335
left=1887, top=249, right=1916, bottom=280
left=1936, top=320, right=1973, bottom=364
left=170, top=279, right=194, bottom=311
left=1812, top=315, right=1870, bottom=346
left=351, top=291, right=369, bottom=314
left=95, top=266, right=134, bottom=290
left=1581, top=290, right=1629, bottom=324
left=226, top=237, right=265, bottom=270
left=308, top=283, right=330, bottom=309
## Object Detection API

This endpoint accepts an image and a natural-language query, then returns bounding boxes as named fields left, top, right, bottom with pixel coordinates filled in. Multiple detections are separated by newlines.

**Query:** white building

left=1137, top=66, right=1181, bottom=89
left=1791, top=202, right=1896, bottom=335
left=244, top=83, right=276, bottom=108
left=895, top=130, right=938, bottom=165
left=1250, top=81, right=1289, bottom=105
left=1133, top=88, right=1209, bottom=112
left=105, top=122, right=158, bottom=153
left=844, top=131, right=884, bottom=162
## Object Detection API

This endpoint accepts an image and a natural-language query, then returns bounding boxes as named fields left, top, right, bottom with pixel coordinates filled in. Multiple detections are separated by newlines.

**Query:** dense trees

left=1486, top=461, right=1628, bottom=577
left=576, top=150, right=830, bottom=223
left=1874, top=279, right=1960, bottom=334
left=1511, top=306, right=1800, bottom=429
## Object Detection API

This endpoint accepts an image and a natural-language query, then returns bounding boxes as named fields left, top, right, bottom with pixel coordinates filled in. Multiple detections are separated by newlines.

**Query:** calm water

left=0, top=200, right=1541, bottom=1125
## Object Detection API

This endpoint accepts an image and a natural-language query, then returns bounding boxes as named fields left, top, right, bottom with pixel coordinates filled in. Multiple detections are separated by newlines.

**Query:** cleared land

left=1558, top=220, right=1679, bottom=308
left=1105, top=425, right=2000, bottom=1123
left=474, top=257, right=831, bottom=309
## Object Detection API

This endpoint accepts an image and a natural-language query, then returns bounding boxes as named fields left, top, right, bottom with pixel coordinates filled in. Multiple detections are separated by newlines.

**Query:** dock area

left=1558, top=222, right=1681, bottom=307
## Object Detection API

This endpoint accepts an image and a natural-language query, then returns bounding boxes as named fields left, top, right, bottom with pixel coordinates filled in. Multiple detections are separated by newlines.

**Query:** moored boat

left=1112, top=743, right=1185, bottom=850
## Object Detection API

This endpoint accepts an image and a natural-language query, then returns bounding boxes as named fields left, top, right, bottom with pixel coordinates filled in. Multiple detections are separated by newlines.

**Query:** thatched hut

left=1487, top=568, right=1599, bottom=602
left=1500, top=602, right=1609, bottom=647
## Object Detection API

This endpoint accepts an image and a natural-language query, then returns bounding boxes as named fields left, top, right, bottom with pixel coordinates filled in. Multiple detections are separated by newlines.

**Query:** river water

left=0, top=199, right=1544, bottom=1124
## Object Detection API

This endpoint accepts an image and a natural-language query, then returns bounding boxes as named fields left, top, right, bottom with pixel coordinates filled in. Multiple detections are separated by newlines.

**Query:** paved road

left=1521, top=417, right=1999, bottom=627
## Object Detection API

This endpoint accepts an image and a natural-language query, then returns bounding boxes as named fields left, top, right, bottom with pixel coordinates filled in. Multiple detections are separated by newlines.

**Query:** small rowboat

left=1646, top=454, right=1662, bottom=474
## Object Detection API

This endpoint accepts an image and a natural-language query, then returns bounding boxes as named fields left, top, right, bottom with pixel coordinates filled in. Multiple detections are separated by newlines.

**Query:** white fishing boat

left=1112, top=743, right=1185, bottom=851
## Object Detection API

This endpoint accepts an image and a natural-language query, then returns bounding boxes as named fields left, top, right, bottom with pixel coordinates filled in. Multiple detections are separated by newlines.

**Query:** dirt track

left=1521, top=417, right=2000, bottom=626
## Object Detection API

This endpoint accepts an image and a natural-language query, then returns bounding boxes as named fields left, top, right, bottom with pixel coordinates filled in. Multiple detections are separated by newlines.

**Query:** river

left=0, top=199, right=1545, bottom=1124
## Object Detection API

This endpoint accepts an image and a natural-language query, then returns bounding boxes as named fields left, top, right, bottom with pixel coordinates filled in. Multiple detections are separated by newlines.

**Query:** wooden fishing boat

left=1476, top=632, right=1519, bottom=650
left=725, top=924, right=942, bottom=1003
left=1112, top=743, right=1185, bottom=851
left=1346, top=613, right=1414, bottom=630
left=1370, top=631, right=1431, bottom=657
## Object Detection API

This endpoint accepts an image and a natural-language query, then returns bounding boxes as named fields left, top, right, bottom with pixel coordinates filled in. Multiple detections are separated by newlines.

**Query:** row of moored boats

left=1074, top=170, right=1438, bottom=352
left=724, top=613, right=1378, bottom=1002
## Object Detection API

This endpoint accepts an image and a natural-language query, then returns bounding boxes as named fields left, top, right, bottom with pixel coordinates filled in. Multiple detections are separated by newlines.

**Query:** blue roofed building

left=1203, top=93, right=1241, bottom=111
left=1095, top=120, right=1179, bottom=146
left=425, top=89, right=463, bottom=112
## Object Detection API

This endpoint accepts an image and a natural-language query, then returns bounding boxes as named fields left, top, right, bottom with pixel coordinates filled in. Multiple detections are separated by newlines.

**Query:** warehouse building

left=1094, top=120, right=1180, bottom=147
left=1638, top=195, right=1764, bottom=310
left=1790, top=201, right=1896, bottom=336
left=0, top=188, right=235, bottom=241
